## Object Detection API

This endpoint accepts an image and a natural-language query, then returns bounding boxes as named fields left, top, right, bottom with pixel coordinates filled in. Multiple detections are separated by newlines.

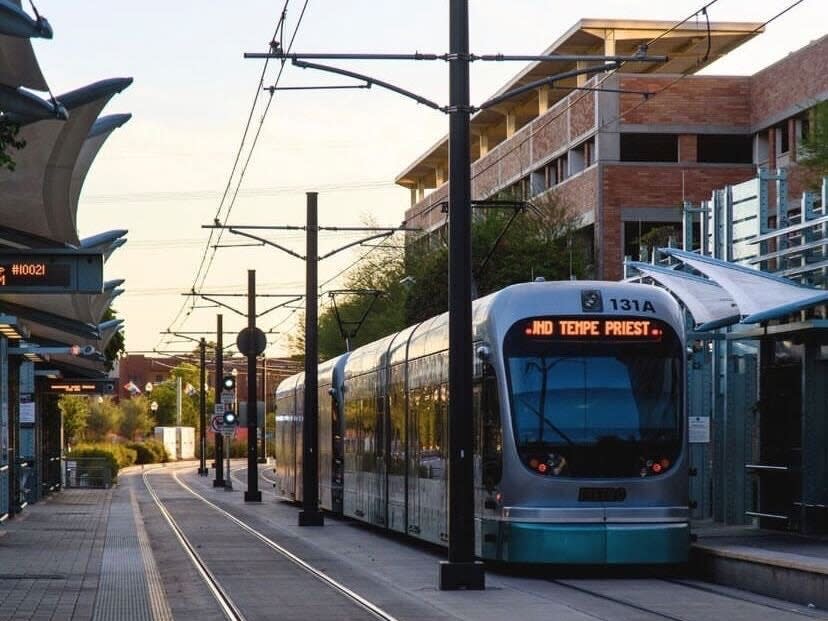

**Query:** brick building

left=115, top=354, right=302, bottom=410
left=396, top=19, right=828, bottom=280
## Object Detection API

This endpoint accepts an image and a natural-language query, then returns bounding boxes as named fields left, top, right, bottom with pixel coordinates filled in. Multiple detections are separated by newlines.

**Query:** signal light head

left=223, top=375, right=236, bottom=391
left=223, top=410, right=236, bottom=425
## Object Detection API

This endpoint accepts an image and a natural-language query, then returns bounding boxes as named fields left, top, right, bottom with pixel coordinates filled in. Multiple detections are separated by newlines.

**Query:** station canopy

left=0, top=3, right=131, bottom=376
left=627, top=249, right=828, bottom=331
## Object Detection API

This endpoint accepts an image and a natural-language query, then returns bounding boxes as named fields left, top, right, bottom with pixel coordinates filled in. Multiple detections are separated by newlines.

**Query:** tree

left=148, top=361, right=207, bottom=429
left=119, top=395, right=155, bottom=440
left=58, top=396, right=89, bottom=445
left=405, top=190, right=585, bottom=324
left=289, top=192, right=585, bottom=360
left=85, top=397, right=121, bottom=441
left=799, top=101, right=828, bottom=190
left=0, top=118, right=26, bottom=172
left=290, top=241, right=407, bottom=360
left=103, top=307, right=125, bottom=372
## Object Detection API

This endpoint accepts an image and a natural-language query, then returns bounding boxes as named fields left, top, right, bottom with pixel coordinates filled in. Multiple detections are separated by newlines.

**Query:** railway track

left=142, top=466, right=399, bottom=621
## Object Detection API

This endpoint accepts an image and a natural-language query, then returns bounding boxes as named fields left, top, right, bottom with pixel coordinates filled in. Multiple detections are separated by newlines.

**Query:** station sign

left=220, top=390, right=234, bottom=405
left=210, top=414, right=224, bottom=433
left=214, top=403, right=225, bottom=415
left=0, top=251, right=103, bottom=293
left=45, top=379, right=117, bottom=395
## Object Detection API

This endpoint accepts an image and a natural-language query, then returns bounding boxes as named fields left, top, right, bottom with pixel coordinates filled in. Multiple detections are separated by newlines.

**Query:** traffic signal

left=223, top=409, right=237, bottom=425
left=222, top=375, right=236, bottom=391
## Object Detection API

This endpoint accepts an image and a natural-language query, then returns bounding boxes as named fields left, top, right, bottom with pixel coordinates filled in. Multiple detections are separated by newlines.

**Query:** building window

left=620, top=133, right=678, bottom=162
left=775, top=123, right=789, bottom=154
left=697, top=134, right=752, bottom=164
left=570, top=138, right=594, bottom=175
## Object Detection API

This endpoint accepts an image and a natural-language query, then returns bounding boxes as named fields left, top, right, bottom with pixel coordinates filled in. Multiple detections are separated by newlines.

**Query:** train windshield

left=504, top=316, right=682, bottom=478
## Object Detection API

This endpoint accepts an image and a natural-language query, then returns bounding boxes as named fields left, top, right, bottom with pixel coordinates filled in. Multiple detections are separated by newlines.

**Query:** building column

left=506, top=111, right=517, bottom=138
left=435, top=165, right=446, bottom=187
left=410, top=187, right=418, bottom=207
left=479, top=132, right=489, bottom=157
left=538, top=86, right=551, bottom=115
left=417, top=179, right=426, bottom=202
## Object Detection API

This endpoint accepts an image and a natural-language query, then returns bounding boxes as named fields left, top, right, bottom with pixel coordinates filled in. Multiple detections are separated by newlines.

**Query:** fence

left=64, top=458, right=112, bottom=489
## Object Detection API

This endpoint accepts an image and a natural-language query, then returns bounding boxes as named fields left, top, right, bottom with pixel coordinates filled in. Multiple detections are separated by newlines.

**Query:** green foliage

left=102, top=307, right=125, bottom=372
left=71, top=443, right=137, bottom=474
left=119, top=396, right=155, bottom=441
left=58, top=396, right=89, bottom=445
left=0, top=119, right=26, bottom=172
left=405, top=191, right=585, bottom=324
left=150, top=380, right=201, bottom=428
left=125, top=439, right=169, bottom=464
left=84, top=398, right=122, bottom=442
left=799, top=101, right=828, bottom=190
left=636, top=225, right=680, bottom=255
left=290, top=243, right=407, bottom=360
left=289, top=193, right=585, bottom=359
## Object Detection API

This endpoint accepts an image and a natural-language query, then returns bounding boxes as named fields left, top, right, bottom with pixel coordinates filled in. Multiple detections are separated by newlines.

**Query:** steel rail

left=171, top=470, right=400, bottom=621
left=142, top=470, right=246, bottom=621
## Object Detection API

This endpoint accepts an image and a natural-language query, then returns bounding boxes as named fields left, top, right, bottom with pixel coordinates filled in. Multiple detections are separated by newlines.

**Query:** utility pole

left=213, top=314, right=225, bottom=488
left=440, top=0, right=484, bottom=591
left=299, top=192, right=324, bottom=526
left=198, top=337, right=208, bottom=475
left=244, top=270, right=262, bottom=502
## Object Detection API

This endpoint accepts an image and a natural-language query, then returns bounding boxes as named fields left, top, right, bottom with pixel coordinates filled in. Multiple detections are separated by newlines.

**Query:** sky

left=26, top=0, right=827, bottom=358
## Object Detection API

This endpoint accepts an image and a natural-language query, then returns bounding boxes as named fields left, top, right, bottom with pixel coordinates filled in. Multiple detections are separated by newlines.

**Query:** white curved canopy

left=660, top=248, right=828, bottom=326
left=626, top=261, right=740, bottom=330
left=0, top=0, right=47, bottom=89
left=0, top=78, right=132, bottom=245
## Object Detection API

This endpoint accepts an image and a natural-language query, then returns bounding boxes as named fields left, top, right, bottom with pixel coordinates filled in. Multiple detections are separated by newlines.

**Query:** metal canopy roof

left=396, top=18, right=763, bottom=189
left=0, top=78, right=132, bottom=245
left=629, top=249, right=828, bottom=332
left=0, top=0, right=49, bottom=90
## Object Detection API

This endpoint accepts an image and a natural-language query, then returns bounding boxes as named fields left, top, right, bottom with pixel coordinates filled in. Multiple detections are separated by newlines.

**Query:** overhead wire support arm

left=265, top=84, right=371, bottom=92
left=480, top=63, right=623, bottom=110
left=245, top=52, right=442, bottom=61
left=318, top=231, right=396, bottom=261
left=471, top=52, right=667, bottom=63
left=291, top=59, right=444, bottom=111
left=202, top=224, right=305, bottom=260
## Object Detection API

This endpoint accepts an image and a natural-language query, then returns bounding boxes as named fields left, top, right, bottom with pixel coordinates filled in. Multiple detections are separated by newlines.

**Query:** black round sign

left=236, top=327, right=267, bottom=355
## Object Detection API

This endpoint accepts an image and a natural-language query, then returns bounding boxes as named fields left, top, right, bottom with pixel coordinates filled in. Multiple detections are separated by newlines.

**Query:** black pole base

left=197, top=467, right=209, bottom=476
left=244, top=490, right=262, bottom=502
left=438, top=561, right=485, bottom=590
left=298, top=510, right=324, bottom=526
left=213, top=479, right=225, bottom=487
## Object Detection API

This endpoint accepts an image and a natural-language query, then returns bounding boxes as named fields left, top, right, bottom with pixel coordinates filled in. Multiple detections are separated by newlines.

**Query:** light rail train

left=275, top=280, right=688, bottom=564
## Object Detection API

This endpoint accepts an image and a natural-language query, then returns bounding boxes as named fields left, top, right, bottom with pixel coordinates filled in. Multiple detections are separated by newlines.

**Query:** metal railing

left=64, top=458, right=112, bottom=489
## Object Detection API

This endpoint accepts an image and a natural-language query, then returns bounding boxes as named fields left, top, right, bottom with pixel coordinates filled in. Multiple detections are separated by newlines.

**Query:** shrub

left=70, top=443, right=137, bottom=478
left=126, top=440, right=169, bottom=464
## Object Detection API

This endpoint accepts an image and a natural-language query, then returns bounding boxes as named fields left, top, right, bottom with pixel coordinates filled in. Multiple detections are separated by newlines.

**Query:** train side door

left=387, top=364, right=407, bottom=533
left=371, top=373, right=388, bottom=527
left=407, top=359, right=423, bottom=538
left=331, top=389, right=344, bottom=515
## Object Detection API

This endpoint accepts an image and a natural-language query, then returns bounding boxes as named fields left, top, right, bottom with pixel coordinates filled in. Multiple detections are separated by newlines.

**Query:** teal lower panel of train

left=480, top=519, right=689, bottom=564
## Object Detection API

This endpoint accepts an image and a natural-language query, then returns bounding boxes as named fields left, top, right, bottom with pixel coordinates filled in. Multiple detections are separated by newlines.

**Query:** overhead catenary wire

left=160, top=1, right=311, bottom=349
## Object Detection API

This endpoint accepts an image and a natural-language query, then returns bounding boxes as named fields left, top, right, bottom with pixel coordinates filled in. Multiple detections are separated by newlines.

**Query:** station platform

left=0, top=463, right=824, bottom=620
left=692, top=521, right=828, bottom=610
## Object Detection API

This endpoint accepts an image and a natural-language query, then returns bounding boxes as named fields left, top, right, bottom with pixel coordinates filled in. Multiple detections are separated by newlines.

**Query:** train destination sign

left=0, top=252, right=103, bottom=293
left=522, top=317, right=664, bottom=341
left=45, top=379, right=117, bottom=395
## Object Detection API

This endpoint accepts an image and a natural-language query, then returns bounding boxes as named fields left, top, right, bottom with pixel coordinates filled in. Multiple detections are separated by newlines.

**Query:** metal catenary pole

left=440, top=0, right=484, bottom=591
left=198, top=337, right=208, bottom=475
left=299, top=191, right=324, bottom=526
left=213, top=314, right=225, bottom=487
left=245, top=269, right=262, bottom=502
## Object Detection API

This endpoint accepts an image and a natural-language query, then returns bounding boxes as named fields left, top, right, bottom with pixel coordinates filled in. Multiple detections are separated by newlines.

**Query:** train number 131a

left=608, top=298, right=656, bottom=313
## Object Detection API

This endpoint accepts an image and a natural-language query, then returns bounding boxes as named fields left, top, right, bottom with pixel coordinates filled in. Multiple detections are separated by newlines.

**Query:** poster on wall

left=19, top=394, right=35, bottom=424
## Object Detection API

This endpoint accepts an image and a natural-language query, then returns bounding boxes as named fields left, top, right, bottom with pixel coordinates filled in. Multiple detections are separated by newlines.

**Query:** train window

left=503, top=318, right=682, bottom=478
